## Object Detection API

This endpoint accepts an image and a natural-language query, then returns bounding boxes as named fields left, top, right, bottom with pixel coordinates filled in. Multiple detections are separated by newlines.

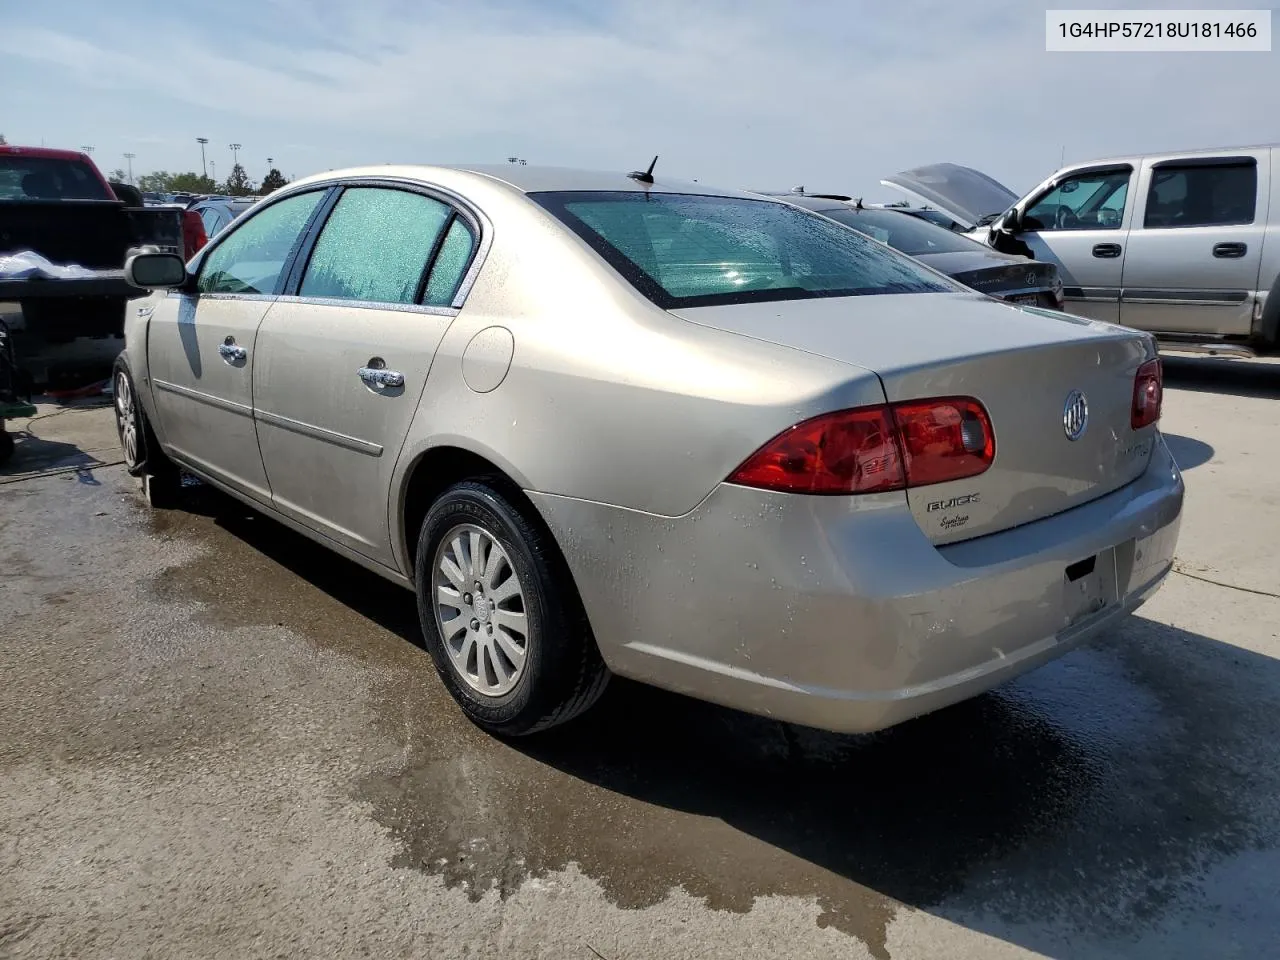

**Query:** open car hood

left=880, top=163, right=1020, bottom=230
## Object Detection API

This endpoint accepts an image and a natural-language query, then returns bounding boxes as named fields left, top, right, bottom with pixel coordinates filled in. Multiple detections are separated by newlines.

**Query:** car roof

left=287, top=163, right=763, bottom=200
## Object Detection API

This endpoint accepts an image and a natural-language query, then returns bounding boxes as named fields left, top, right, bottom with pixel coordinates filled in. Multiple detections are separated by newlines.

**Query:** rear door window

left=197, top=190, right=325, bottom=295
left=299, top=187, right=452, bottom=304
left=1143, top=161, right=1257, bottom=228
left=423, top=217, right=477, bottom=306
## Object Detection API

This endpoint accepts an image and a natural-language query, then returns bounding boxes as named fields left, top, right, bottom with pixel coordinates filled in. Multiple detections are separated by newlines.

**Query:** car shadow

left=167, top=482, right=1280, bottom=960
left=1162, top=432, right=1214, bottom=470
left=1162, top=355, right=1280, bottom=400
left=0, top=432, right=100, bottom=476
left=1, top=401, right=118, bottom=478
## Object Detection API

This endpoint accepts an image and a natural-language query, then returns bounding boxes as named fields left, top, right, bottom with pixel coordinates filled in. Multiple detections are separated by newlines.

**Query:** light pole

left=123, top=153, right=135, bottom=184
left=229, top=143, right=242, bottom=170
left=80, top=145, right=94, bottom=155
left=210, top=159, right=217, bottom=184
left=196, top=137, right=209, bottom=177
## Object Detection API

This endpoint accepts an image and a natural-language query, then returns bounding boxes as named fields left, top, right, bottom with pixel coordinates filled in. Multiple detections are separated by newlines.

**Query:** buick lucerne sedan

left=114, top=164, right=1184, bottom=737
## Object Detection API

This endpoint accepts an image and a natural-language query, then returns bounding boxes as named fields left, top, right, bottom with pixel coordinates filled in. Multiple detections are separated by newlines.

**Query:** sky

left=2, top=0, right=1277, bottom=200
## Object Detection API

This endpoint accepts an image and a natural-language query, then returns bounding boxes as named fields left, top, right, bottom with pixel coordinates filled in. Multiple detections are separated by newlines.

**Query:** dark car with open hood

left=760, top=190, right=1064, bottom=309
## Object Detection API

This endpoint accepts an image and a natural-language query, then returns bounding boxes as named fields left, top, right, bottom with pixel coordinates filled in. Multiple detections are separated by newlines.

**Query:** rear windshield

left=0, top=156, right=113, bottom=201
left=819, top=207, right=980, bottom=256
left=532, top=191, right=953, bottom=308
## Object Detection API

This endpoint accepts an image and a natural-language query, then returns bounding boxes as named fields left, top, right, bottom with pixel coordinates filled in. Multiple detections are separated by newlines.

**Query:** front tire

left=414, top=480, right=608, bottom=736
left=112, top=360, right=181, bottom=508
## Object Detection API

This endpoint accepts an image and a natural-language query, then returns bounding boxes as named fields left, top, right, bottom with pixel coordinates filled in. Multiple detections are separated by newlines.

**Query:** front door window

left=1024, top=170, right=1131, bottom=231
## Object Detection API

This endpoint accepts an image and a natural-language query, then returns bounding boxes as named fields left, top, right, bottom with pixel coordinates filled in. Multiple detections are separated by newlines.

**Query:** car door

left=251, top=184, right=479, bottom=568
left=1013, top=165, right=1134, bottom=323
left=146, top=189, right=328, bottom=502
left=1119, top=151, right=1268, bottom=336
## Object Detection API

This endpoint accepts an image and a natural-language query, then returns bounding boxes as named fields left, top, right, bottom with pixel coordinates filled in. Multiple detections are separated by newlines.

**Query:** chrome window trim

left=271, top=295, right=459, bottom=317
left=196, top=292, right=276, bottom=303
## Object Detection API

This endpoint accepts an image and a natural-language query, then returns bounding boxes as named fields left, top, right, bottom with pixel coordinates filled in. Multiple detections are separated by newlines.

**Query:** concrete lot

left=1, top=356, right=1278, bottom=960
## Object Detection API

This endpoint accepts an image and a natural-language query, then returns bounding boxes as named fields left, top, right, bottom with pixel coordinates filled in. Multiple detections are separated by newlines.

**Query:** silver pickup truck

left=884, top=144, right=1280, bottom=357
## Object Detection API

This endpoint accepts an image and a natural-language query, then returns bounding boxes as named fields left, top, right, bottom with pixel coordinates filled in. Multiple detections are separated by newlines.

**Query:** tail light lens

left=1131, top=358, right=1163, bottom=429
left=892, top=398, right=995, bottom=487
left=728, top=397, right=994, bottom=496
left=726, top=406, right=904, bottom=494
left=181, top=210, right=208, bottom=260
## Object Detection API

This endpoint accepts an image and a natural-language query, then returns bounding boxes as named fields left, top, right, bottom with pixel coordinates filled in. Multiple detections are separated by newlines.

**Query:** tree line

left=2, top=135, right=288, bottom=197
left=105, top=164, right=290, bottom=197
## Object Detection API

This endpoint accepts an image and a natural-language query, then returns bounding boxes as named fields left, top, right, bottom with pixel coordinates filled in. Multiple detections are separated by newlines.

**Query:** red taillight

left=182, top=210, right=208, bottom=260
left=892, top=397, right=995, bottom=487
left=727, top=406, right=905, bottom=494
left=727, top=397, right=995, bottom=496
left=1131, top=358, right=1163, bottom=429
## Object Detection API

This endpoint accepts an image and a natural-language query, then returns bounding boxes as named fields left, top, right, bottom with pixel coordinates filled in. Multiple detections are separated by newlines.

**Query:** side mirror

left=125, top=252, right=187, bottom=290
left=999, top=208, right=1021, bottom=233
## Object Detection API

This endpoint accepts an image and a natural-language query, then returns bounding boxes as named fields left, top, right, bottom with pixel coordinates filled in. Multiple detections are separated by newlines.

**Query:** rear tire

left=112, top=360, right=181, bottom=508
left=414, top=480, right=608, bottom=736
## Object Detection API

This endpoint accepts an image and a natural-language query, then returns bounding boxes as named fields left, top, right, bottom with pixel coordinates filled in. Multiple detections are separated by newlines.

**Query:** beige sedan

left=114, top=163, right=1183, bottom=737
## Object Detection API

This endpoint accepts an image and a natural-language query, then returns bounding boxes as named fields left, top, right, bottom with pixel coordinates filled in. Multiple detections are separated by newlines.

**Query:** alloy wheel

left=431, top=523, right=530, bottom=697
left=114, top=370, right=140, bottom=469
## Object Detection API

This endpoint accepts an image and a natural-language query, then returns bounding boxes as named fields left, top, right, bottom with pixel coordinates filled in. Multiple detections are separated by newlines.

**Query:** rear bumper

left=529, top=435, right=1184, bottom=734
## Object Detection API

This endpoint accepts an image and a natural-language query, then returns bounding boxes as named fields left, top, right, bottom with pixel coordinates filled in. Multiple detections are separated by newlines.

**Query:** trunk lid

left=672, top=293, right=1156, bottom=544
left=881, top=163, right=1021, bottom=230
left=926, top=253, right=1058, bottom=301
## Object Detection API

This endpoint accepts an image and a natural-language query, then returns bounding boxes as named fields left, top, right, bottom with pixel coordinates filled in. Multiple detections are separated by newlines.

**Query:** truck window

left=1143, top=161, right=1257, bottom=229
left=1023, top=169, right=1130, bottom=232
left=0, top=156, right=114, bottom=201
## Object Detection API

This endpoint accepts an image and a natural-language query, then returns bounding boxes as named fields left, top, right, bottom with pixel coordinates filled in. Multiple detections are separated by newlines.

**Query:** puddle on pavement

left=141, top=482, right=1280, bottom=958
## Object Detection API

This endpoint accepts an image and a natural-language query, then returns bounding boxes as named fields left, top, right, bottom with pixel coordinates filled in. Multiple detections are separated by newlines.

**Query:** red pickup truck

left=0, top=145, right=184, bottom=342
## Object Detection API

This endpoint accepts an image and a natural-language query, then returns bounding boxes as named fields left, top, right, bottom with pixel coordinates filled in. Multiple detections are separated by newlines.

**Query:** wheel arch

left=390, top=438, right=544, bottom=580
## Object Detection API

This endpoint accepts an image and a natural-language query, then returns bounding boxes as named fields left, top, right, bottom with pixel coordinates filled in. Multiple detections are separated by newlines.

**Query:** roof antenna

left=628, top=155, right=659, bottom=184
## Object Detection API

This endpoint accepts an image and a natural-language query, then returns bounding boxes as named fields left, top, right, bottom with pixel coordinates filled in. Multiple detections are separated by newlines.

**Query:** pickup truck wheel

left=414, top=480, right=609, bottom=737
left=112, top=362, right=181, bottom=508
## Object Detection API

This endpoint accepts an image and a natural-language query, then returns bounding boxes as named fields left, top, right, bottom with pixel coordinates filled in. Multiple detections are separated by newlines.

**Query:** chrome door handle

left=218, top=343, right=248, bottom=362
left=358, top=366, right=405, bottom=388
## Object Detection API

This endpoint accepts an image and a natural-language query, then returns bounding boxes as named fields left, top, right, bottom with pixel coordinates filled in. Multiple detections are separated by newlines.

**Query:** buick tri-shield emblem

left=1063, top=390, right=1089, bottom=441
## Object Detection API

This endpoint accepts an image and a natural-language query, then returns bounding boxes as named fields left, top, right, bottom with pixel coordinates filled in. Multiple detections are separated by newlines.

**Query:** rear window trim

left=531, top=189, right=954, bottom=310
